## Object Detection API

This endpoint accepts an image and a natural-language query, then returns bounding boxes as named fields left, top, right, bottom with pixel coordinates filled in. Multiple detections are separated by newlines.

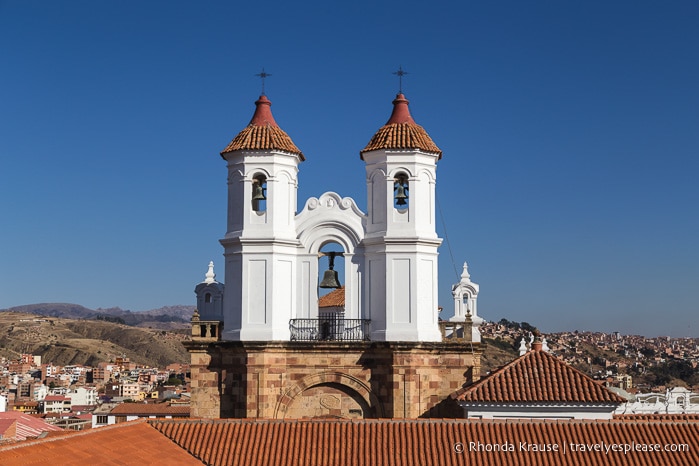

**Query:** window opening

left=252, top=174, right=267, bottom=211
left=393, top=174, right=408, bottom=208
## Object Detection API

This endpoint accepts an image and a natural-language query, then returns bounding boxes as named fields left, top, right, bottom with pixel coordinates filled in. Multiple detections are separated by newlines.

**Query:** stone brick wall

left=184, top=341, right=482, bottom=420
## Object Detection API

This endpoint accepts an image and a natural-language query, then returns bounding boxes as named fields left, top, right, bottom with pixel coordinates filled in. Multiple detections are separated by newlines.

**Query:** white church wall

left=465, top=404, right=617, bottom=420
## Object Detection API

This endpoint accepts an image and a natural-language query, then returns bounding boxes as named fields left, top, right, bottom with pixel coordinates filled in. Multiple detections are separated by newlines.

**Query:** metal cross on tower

left=392, top=66, right=408, bottom=93
left=255, top=68, right=272, bottom=95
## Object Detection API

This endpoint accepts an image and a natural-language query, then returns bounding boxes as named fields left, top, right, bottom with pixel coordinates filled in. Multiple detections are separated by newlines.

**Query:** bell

left=394, top=183, right=408, bottom=206
left=319, top=269, right=341, bottom=289
left=252, top=183, right=266, bottom=201
left=319, top=252, right=342, bottom=289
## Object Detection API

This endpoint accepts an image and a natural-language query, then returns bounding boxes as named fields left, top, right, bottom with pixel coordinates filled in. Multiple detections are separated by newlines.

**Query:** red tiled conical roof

left=221, top=95, right=304, bottom=160
left=361, top=94, right=442, bottom=159
left=455, top=347, right=626, bottom=404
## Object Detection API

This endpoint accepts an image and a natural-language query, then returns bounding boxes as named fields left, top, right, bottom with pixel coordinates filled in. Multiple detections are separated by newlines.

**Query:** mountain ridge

left=0, top=311, right=190, bottom=367
left=0, top=303, right=195, bottom=329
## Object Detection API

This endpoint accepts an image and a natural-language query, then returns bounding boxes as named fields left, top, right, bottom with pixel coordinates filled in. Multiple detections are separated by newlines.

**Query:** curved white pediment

left=296, top=192, right=367, bottom=253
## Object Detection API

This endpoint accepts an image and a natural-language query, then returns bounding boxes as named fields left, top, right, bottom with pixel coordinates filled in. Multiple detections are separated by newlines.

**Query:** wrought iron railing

left=289, top=318, right=371, bottom=342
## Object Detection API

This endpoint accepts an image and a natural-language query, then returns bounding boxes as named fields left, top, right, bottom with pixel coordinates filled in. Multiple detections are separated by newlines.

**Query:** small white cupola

left=195, top=261, right=225, bottom=321
left=450, top=262, right=483, bottom=342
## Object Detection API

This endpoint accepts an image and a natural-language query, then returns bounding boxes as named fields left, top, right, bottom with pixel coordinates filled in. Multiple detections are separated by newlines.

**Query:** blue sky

left=1, top=1, right=697, bottom=337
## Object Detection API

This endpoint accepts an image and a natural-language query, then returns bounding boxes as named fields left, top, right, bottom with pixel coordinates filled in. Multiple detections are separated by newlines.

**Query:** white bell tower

left=219, top=95, right=304, bottom=340
left=361, top=94, right=443, bottom=341
left=195, top=261, right=225, bottom=321
left=450, top=262, right=483, bottom=342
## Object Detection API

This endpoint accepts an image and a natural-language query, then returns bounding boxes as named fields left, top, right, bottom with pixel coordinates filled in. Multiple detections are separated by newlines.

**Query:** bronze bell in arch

left=252, top=181, right=266, bottom=201
left=394, top=182, right=408, bottom=206
left=319, top=251, right=342, bottom=289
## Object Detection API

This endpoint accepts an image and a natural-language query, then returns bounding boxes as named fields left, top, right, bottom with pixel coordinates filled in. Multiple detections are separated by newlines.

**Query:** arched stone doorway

left=275, top=372, right=382, bottom=419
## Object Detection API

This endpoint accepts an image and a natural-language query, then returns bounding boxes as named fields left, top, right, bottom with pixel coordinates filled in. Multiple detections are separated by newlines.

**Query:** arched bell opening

left=251, top=173, right=267, bottom=212
left=317, top=242, right=346, bottom=340
left=393, top=172, right=409, bottom=210
left=318, top=242, right=345, bottom=293
left=293, top=199, right=368, bottom=340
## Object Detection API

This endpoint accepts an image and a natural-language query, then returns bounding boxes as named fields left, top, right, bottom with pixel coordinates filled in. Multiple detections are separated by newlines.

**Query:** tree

left=166, top=376, right=183, bottom=386
left=520, top=322, right=537, bottom=333
left=650, top=360, right=698, bottom=386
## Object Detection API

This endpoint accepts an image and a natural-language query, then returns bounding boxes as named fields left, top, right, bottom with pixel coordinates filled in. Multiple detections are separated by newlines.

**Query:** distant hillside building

left=617, top=387, right=699, bottom=415
left=186, top=92, right=483, bottom=419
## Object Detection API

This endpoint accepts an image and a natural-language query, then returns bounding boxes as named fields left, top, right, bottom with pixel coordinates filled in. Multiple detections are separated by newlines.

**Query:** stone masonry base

left=184, top=340, right=483, bottom=419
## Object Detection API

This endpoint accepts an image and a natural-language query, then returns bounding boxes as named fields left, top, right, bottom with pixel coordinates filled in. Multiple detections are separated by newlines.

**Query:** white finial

left=542, top=337, right=550, bottom=353
left=204, top=261, right=216, bottom=284
left=518, top=337, right=528, bottom=356
left=461, top=262, right=470, bottom=280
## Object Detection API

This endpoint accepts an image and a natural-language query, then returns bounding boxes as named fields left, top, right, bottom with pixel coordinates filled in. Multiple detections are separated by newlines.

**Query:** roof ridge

left=455, top=347, right=626, bottom=403
left=0, top=419, right=149, bottom=452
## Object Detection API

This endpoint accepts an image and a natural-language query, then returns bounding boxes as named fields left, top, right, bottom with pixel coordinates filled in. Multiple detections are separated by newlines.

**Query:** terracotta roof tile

left=455, top=348, right=626, bottom=404
left=0, top=412, right=62, bottom=441
left=0, top=420, right=201, bottom=466
left=615, top=414, right=699, bottom=422
left=2, top=418, right=699, bottom=465
left=318, top=287, right=345, bottom=308
left=0, top=419, right=16, bottom=438
left=221, top=95, right=304, bottom=160
left=361, top=94, right=442, bottom=159
left=150, top=418, right=699, bottom=466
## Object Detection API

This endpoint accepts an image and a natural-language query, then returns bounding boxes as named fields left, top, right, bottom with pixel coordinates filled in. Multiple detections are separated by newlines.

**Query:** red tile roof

left=615, top=414, right=699, bottom=422
left=361, top=94, right=442, bottom=159
left=151, top=418, right=699, bottom=466
left=0, top=420, right=201, bottom=465
left=0, top=412, right=62, bottom=441
left=318, top=287, right=345, bottom=308
left=2, top=418, right=699, bottom=465
left=0, top=419, right=16, bottom=439
left=455, top=347, right=626, bottom=404
left=221, top=95, right=304, bottom=159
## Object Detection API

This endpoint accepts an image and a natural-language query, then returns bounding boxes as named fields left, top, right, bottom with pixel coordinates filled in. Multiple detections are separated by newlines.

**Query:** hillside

left=0, top=303, right=194, bottom=329
left=0, top=312, right=190, bottom=367
left=480, top=337, right=519, bottom=374
left=0, top=303, right=522, bottom=372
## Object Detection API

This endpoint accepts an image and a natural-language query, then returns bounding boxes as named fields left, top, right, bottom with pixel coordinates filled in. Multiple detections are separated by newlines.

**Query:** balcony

left=190, top=309, right=222, bottom=341
left=289, top=318, right=371, bottom=342
left=439, top=320, right=473, bottom=342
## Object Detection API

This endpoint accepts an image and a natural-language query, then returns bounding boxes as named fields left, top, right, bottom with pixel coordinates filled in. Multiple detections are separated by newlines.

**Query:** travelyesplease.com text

left=454, top=441, right=689, bottom=454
